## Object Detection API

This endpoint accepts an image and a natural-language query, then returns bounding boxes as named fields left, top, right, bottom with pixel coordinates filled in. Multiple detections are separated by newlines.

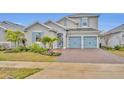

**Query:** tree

left=38, top=36, right=51, bottom=48
left=15, top=31, right=25, bottom=46
left=6, top=30, right=18, bottom=47
left=5, top=30, right=26, bottom=48
left=21, top=37, right=27, bottom=47
left=49, top=37, right=58, bottom=49
left=38, top=36, right=58, bottom=49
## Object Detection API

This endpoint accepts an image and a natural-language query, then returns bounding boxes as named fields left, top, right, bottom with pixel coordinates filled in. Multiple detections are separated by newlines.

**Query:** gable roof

left=45, top=20, right=66, bottom=29
left=24, top=21, right=57, bottom=33
left=68, top=13, right=99, bottom=17
left=106, top=24, right=124, bottom=35
left=0, top=21, right=25, bottom=28
left=57, top=17, right=78, bottom=24
left=25, top=21, right=51, bottom=30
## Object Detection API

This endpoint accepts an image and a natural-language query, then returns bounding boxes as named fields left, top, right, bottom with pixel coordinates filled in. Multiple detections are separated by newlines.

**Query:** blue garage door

left=84, top=36, right=97, bottom=48
left=69, top=37, right=81, bottom=48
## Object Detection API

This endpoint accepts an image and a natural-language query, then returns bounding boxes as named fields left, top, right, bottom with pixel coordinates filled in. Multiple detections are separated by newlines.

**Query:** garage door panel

left=84, top=36, right=97, bottom=48
left=69, top=37, right=81, bottom=48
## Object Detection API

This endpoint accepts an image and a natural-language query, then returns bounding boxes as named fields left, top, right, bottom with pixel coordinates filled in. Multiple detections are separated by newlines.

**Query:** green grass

left=109, top=50, right=124, bottom=57
left=0, top=68, right=42, bottom=79
left=0, top=52, right=56, bottom=62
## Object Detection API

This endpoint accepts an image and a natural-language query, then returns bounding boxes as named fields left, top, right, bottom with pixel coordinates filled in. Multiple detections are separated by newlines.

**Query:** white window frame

left=32, top=31, right=43, bottom=43
left=80, top=18, right=88, bottom=28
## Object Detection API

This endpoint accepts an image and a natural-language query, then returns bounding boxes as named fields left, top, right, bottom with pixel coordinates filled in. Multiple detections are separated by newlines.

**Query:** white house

left=100, top=24, right=124, bottom=48
left=0, top=13, right=100, bottom=49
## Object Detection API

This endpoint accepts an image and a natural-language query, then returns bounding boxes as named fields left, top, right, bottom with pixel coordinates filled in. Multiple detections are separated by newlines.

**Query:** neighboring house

left=0, top=13, right=100, bottom=49
left=100, top=24, right=124, bottom=47
left=0, top=21, right=25, bottom=48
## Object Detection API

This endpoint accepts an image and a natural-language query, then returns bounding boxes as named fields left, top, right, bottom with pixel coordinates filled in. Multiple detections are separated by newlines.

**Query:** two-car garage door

left=69, top=36, right=97, bottom=48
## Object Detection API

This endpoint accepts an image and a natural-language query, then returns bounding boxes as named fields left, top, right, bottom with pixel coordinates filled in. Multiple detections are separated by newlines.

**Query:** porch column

left=63, top=33, right=66, bottom=49
left=97, top=36, right=99, bottom=48
left=81, top=36, right=84, bottom=48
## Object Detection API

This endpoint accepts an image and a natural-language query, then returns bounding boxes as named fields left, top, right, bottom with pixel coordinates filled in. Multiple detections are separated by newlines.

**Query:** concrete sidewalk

left=1, top=61, right=124, bottom=79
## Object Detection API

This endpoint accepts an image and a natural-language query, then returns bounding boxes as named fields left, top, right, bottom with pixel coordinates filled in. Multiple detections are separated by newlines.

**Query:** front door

left=84, top=36, right=97, bottom=48
left=69, top=37, right=81, bottom=48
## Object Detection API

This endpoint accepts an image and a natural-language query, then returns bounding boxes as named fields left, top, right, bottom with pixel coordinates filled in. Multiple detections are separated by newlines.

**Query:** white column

left=81, top=36, right=84, bottom=48
left=97, top=36, right=99, bottom=48
left=63, top=33, right=66, bottom=49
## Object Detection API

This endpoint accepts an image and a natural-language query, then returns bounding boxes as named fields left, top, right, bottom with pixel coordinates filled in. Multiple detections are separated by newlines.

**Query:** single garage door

left=69, top=37, right=81, bottom=48
left=84, top=36, right=97, bottom=48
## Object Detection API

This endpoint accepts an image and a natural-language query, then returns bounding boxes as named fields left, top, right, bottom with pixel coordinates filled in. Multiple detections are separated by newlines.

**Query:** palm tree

left=38, top=36, right=51, bottom=48
left=15, top=31, right=25, bottom=46
left=21, top=37, right=27, bottom=47
left=6, top=30, right=18, bottom=47
left=38, top=36, right=58, bottom=49
left=6, top=30, right=26, bottom=48
left=49, top=37, right=58, bottom=49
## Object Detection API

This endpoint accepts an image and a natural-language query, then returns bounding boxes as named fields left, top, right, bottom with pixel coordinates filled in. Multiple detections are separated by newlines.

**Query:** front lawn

left=110, top=50, right=124, bottom=57
left=0, top=52, right=56, bottom=62
left=0, top=68, right=41, bottom=79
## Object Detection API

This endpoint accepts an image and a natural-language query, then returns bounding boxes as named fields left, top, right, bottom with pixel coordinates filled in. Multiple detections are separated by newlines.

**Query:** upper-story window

left=80, top=18, right=88, bottom=27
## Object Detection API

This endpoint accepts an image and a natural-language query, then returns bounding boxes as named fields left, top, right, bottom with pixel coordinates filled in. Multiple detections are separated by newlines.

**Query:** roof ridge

left=65, top=17, right=78, bottom=24
left=45, top=20, right=66, bottom=29
left=68, top=13, right=99, bottom=17
left=2, top=21, right=25, bottom=28
left=106, top=24, right=124, bottom=35
left=25, top=21, right=52, bottom=30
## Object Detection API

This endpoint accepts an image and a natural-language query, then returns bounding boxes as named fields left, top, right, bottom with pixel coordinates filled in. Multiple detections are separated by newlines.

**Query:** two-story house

left=0, top=13, right=100, bottom=49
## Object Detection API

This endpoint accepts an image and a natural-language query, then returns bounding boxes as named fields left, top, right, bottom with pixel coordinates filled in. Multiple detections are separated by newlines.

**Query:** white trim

left=33, top=31, right=43, bottom=32
left=81, top=36, right=84, bottom=48
left=45, top=20, right=66, bottom=29
left=97, top=36, right=99, bottom=48
left=65, top=17, right=78, bottom=24
left=0, top=42, right=11, bottom=48
left=25, top=21, right=52, bottom=30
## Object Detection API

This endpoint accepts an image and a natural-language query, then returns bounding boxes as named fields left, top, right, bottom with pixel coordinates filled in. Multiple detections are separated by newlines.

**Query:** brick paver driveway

left=57, top=49, right=124, bottom=63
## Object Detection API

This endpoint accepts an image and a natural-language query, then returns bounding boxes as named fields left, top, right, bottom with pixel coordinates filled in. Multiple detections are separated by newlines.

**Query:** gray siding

left=0, top=28, right=6, bottom=42
left=25, top=23, right=57, bottom=48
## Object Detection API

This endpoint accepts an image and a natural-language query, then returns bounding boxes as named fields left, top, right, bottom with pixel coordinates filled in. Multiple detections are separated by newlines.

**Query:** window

left=80, top=18, right=88, bottom=27
left=32, top=31, right=43, bottom=42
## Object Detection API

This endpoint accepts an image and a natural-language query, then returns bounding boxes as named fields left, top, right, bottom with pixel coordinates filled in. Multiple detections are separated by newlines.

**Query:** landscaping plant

left=6, top=30, right=26, bottom=48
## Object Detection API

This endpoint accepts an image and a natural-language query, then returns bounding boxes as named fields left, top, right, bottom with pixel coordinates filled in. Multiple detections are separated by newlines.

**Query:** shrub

left=41, top=51, right=61, bottom=56
left=101, top=46, right=113, bottom=50
left=114, top=45, right=121, bottom=50
left=4, top=46, right=29, bottom=53
left=0, top=45, right=7, bottom=51
left=15, top=46, right=29, bottom=52
left=4, top=49, right=17, bottom=53
left=28, top=43, right=47, bottom=53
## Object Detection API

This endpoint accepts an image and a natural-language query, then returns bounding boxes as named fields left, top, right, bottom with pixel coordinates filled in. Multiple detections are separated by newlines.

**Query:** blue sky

left=0, top=13, right=124, bottom=31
